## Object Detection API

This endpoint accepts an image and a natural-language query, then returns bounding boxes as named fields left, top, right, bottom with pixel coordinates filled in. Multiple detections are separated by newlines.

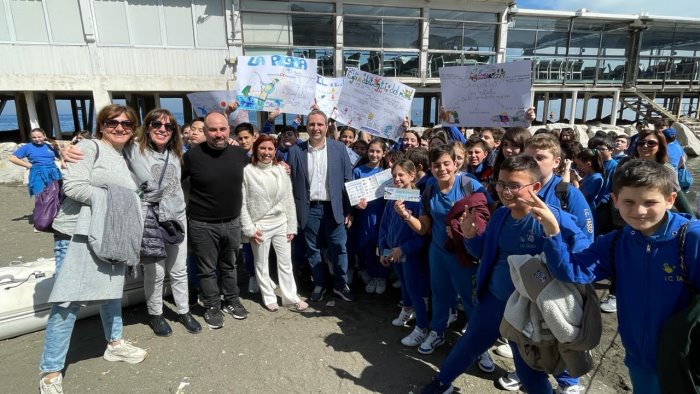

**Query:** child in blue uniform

left=379, top=159, right=428, bottom=345
left=352, top=139, right=389, bottom=294
left=395, top=144, right=493, bottom=356
left=573, top=148, right=605, bottom=213
left=530, top=159, right=700, bottom=394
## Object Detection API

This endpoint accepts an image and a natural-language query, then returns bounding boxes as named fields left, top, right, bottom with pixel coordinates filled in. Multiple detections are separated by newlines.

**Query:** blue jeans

left=429, top=245, right=476, bottom=335
left=394, top=255, right=429, bottom=329
left=39, top=299, right=122, bottom=374
left=303, top=202, right=348, bottom=289
left=438, top=291, right=551, bottom=393
left=361, top=242, right=386, bottom=279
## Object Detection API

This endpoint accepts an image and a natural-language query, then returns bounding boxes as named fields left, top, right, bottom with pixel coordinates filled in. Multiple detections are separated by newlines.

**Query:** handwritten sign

left=344, top=169, right=393, bottom=206
left=335, top=69, right=415, bottom=141
left=383, top=187, right=420, bottom=202
left=346, top=146, right=360, bottom=166
left=236, top=55, right=317, bottom=115
left=439, top=60, right=532, bottom=127
left=316, top=75, right=343, bottom=119
left=186, top=91, right=250, bottom=126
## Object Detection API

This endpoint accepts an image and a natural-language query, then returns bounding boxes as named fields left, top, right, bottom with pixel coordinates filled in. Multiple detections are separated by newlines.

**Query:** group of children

left=327, top=120, right=697, bottom=394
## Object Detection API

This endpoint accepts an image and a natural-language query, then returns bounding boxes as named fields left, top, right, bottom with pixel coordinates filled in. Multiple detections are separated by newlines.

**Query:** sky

left=516, top=0, right=700, bottom=19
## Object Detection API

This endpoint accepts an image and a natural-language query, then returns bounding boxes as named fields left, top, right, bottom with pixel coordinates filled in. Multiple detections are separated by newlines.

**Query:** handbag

left=33, top=180, right=61, bottom=232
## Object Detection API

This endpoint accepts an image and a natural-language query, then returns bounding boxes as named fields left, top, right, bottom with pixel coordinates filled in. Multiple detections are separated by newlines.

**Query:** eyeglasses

left=104, top=119, right=134, bottom=130
left=150, top=121, right=175, bottom=133
left=638, top=140, right=659, bottom=148
left=492, top=181, right=536, bottom=194
left=595, top=146, right=610, bottom=151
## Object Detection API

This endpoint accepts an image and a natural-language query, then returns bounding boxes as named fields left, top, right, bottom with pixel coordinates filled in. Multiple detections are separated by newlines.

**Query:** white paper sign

left=383, top=187, right=421, bottom=202
left=346, top=147, right=360, bottom=166
left=235, top=55, right=317, bottom=115
left=335, top=68, right=415, bottom=141
left=344, top=169, right=393, bottom=206
left=316, top=75, right=343, bottom=119
left=439, top=60, right=532, bottom=127
left=187, top=91, right=250, bottom=127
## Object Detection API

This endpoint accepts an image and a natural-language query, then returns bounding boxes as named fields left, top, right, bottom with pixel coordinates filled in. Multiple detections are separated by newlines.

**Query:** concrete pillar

left=611, top=90, right=620, bottom=126
left=334, top=2, right=344, bottom=77
left=675, top=91, right=684, bottom=117
left=581, top=93, right=589, bottom=123
left=542, top=92, right=550, bottom=123
left=496, top=7, right=509, bottom=64
left=420, top=7, right=430, bottom=82
left=596, top=96, right=604, bottom=120
left=92, top=86, right=112, bottom=113
left=569, top=90, right=578, bottom=125
left=559, top=93, right=567, bottom=122
left=47, top=93, right=62, bottom=139
left=24, top=92, right=40, bottom=129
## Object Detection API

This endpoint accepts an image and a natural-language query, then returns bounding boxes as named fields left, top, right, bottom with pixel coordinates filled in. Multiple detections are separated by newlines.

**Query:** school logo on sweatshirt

left=662, top=263, right=683, bottom=282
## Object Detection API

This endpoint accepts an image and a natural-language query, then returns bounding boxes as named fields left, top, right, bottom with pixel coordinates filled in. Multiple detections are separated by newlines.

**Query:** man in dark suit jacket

left=286, top=109, right=355, bottom=302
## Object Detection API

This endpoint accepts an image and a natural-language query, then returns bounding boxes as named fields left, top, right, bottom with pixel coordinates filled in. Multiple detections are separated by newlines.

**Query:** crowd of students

left=17, top=103, right=698, bottom=394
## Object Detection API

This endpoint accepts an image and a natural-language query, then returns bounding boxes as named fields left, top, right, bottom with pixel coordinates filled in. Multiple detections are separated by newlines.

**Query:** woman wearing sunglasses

left=633, top=129, right=696, bottom=216
left=129, top=109, right=202, bottom=337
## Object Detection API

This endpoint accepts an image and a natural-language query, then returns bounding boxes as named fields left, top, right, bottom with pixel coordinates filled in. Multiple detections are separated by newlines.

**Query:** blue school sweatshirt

left=378, top=200, right=425, bottom=258
left=542, top=212, right=700, bottom=373
left=351, top=165, right=386, bottom=247
left=579, top=173, right=604, bottom=211
left=465, top=205, right=590, bottom=302
left=539, top=174, right=595, bottom=243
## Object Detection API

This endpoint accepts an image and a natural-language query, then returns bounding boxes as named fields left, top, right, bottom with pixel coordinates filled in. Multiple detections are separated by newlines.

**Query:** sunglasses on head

left=638, top=140, right=658, bottom=148
left=104, top=119, right=134, bottom=130
left=150, top=121, right=175, bottom=133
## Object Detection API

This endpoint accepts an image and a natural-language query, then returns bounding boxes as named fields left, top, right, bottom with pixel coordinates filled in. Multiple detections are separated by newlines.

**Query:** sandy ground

left=0, top=184, right=629, bottom=393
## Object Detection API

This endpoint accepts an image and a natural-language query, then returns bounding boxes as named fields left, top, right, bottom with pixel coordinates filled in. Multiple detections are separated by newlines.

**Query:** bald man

left=182, top=112, right=249, bottom=329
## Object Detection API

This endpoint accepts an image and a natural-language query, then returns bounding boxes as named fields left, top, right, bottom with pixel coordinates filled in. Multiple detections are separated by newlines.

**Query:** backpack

left=554, top=181, right=569, bottom=212
left=421, top=175, right=474, bottom=218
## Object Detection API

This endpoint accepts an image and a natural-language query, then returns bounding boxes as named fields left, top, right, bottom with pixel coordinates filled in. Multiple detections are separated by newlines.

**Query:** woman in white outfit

left=240, top=135, right=308, bottom=312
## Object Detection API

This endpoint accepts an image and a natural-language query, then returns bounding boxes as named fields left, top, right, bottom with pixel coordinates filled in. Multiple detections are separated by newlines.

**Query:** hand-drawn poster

left=235, top=55, right=317, bottom=115
left=344, top=169, right=393, bottom=206
left=316, top=75, right=343, bottom=119
left=335, top=68, right=415, bottom=141
left=186, top=91, right=250, bottom=126
left=439, top=60, right=532, bottom=127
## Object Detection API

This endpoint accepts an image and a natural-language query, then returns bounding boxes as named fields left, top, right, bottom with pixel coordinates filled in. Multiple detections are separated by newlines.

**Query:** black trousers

left=188, top=218, right=241, bottom=309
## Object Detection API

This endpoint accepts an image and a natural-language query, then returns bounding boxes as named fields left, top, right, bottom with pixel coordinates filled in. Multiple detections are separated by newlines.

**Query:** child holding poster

left=352, top=139, right=390, bottom=294
left=379, top=159, right=428, bottom=345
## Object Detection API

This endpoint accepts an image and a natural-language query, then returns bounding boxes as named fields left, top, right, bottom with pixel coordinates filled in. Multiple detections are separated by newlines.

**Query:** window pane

left=45, top=0, right=83, bottom=43
left=241, top=0, right=289, bottom=12
left=382, top=6, right=420, bottom=17
left=343, top=50, right=371, bottom=72
left=242, top=13, right=290, bottom=46
left=344, top=5, right=381, bottom=16
left=94, top=0, right=129, bottom=44
left=164, top=0, right=194, bottom=46
left=640, top=27, right=674, bottom=55
left=127, top=0, right=162, bottom=45
left=537, top=17, right=570, bottom=31
left=600, top=31, right=626, bottom=56
left=674, top=29, right=700, bottom=52
left=535, top=31, right=568, bottom=55
left=292, top=47, right=334, bottom=76
left=431, top=10, right=497, bottom=22
left=384, top=52, right=419, bottom=77
left=244, top=46, right=287, bottom=56
left=10, top=0, right=49, bottom=42
left=292, top=14, right=333, bottom=46
left=429, top=22, right=463, bottom=50
left=383, top=19, right=419, bottom=48
left=506, top=29, right=537, bottom=58
left=344, top=17, right=381, bottom=47
left=194, top=0, right=226, bottom=48
left=291, top=2, right=334, bottom=13
left=511, top=16, right=539, bottom=30
left=0, top=4, right=9, bottom=41
left=464, top=25, right=495, bottom=52
left=569, top=32, right=600, bottom=56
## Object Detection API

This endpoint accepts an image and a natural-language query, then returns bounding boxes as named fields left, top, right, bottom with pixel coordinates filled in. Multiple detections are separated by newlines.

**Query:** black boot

left=148, top=314, right=172, bottom=337
left=178, top=312, right=202, bottom=334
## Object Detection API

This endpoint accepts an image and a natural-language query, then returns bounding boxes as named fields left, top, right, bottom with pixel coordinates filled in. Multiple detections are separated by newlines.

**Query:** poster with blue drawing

left=316, top=75, right=343, bottom=119
left=235, top=55, right=317, bottom=115
left=439, top=60, right=532, bottom=127
left=186, top=91, right=249, bottom=126
left=335, top=68, right=415, bottom=141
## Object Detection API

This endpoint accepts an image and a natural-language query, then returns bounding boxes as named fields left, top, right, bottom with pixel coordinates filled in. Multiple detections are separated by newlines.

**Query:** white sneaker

left=39, top=374, right=63, bottom=394
left=103, top=339, right=147, bottom=364
left=392, top=279, right=402, bottom=288
left=600, top=295, right=617, bottom=313
left=375, top=278, right=387, bottom=295
left=477, top=351, right=495, bottom=373
left=557, top=384, right=586, bottom=394
left=446, top=310, right=458, bottom=327
left=365, top=278, right=377, bottom=294
left=497, top=371, right=522, bottom=391
left=494, top=342, right=513, bottom=359
left=248, top=277, right=260, bottom=293
left=401, top=327, right=428, bottom=347
left=461, top=323, right=468, bottom=335
left=418, top=331, right=445, bottom=354
left=392, top=309, right=415, bottom=327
